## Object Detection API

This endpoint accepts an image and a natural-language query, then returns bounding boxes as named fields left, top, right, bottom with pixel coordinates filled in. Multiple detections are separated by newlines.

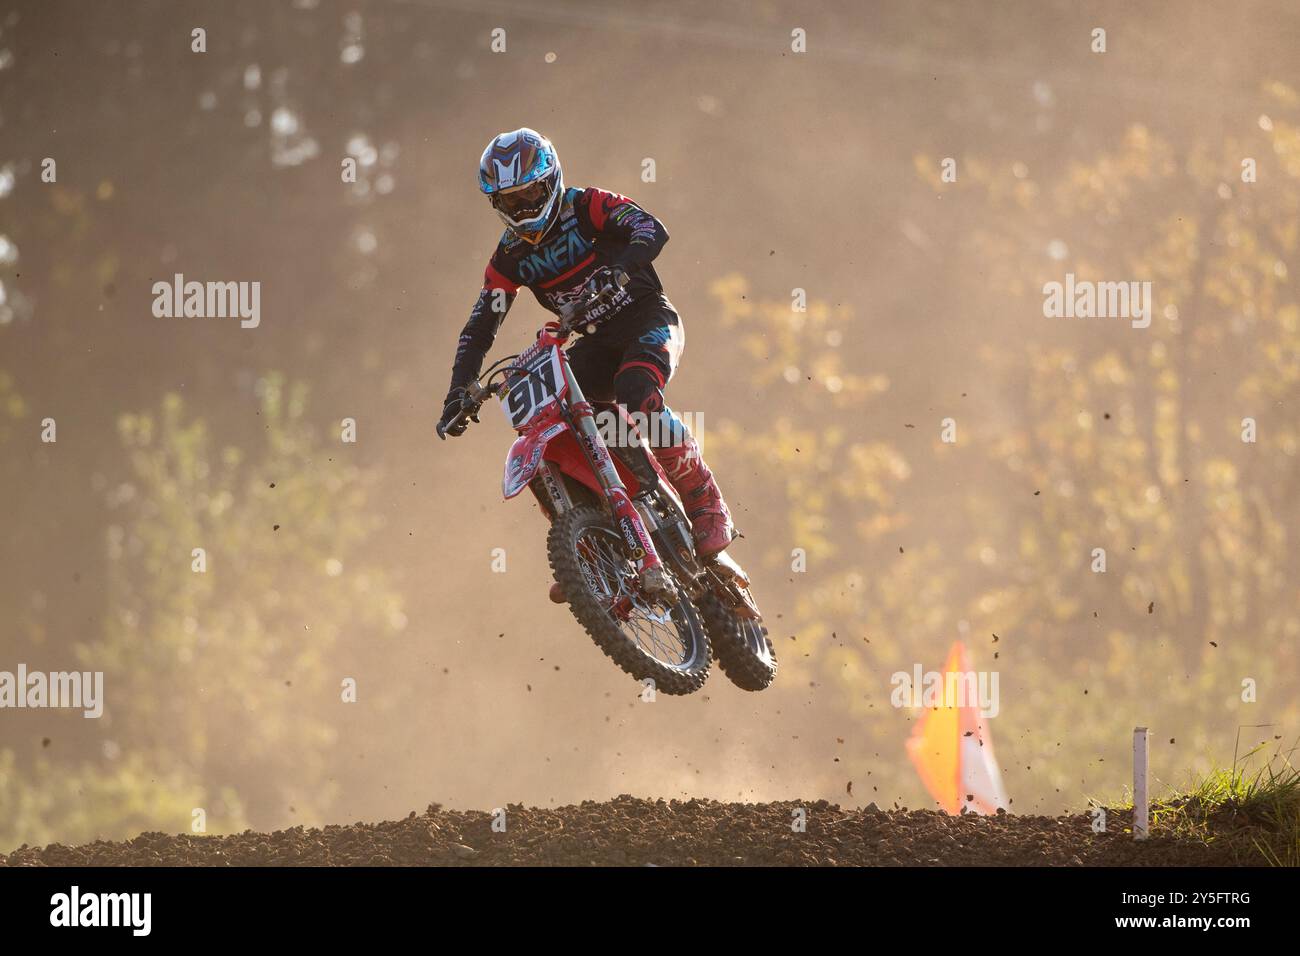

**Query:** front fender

left=503, top=421, right=569, bottom=499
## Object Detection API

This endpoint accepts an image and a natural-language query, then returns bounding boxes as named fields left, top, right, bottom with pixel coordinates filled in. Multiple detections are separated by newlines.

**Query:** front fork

left=561, top=363, right=666, bottom=577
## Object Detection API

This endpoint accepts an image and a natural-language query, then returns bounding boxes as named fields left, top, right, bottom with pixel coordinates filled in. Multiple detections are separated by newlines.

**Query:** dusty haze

left=1, top=0, right=1297, bottom=850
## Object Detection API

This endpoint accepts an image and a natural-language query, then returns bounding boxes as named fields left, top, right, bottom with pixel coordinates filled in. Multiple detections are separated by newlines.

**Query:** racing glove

left=438, top=392, right=469, bottom=439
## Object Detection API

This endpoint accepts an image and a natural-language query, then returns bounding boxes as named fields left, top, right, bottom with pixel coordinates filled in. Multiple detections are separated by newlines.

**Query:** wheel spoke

left=572, top=525, right=692, bottom=669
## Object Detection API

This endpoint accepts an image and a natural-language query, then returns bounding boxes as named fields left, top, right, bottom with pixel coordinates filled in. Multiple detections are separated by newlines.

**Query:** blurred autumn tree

left=0, top=376, right=405, bottom=849
left=705, top=84, right=1300, bottom=809
left=949, top=94, right=1300, bottom=667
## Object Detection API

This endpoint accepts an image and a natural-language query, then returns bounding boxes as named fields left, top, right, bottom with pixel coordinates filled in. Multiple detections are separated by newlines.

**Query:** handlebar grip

left=438, top=402, right=472, bottom=440
left=439, top=379, right=499, bottom=439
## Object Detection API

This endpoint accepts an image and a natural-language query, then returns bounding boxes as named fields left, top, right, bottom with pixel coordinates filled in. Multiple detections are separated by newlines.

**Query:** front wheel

left=547, top=506, right=711, bottom=696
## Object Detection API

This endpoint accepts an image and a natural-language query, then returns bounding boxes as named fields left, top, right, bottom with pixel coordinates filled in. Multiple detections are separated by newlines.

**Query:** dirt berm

left=0, top=796, right=1258, bottom=866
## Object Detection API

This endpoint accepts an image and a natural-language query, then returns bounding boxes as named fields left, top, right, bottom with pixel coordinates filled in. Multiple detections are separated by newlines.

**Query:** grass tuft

left=1150, top=740, right=1300, bottom=866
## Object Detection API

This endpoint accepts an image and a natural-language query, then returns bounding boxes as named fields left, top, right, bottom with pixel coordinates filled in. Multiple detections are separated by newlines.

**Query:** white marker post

left=1133, top=727, right=1149, bottom=840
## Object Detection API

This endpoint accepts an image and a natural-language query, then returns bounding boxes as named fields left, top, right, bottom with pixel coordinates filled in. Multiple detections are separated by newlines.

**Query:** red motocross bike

left=438, top=275, right=776, bottom=695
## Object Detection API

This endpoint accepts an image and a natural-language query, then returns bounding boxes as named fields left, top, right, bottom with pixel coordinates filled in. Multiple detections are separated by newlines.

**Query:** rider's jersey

left=448, top=186, right=671, bottom=392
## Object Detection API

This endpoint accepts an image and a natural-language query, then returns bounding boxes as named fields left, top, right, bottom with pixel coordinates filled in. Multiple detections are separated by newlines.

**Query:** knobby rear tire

left=699, top=592, right=778, bottom=691
left=547, top=506, right=711, bottom=696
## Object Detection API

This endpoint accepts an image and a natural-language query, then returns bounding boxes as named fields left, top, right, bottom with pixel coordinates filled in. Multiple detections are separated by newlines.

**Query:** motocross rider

left=438, top=128, right=736, bottom=602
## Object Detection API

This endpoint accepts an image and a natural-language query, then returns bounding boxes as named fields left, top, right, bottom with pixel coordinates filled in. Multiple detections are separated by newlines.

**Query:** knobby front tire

left=547, top=506, right=711, bottom=696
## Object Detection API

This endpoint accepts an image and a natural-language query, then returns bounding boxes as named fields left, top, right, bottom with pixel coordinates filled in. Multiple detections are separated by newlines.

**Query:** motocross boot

left=551, top=567, right=675, bottom=604
left=652, top=435, right=737, bottom=557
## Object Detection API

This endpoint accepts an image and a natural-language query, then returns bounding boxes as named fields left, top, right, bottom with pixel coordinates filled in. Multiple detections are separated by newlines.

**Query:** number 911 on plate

left=500, top=346, right=566, bottom=430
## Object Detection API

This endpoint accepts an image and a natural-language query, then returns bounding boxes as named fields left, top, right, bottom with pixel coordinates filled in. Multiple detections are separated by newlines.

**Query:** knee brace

left=613, top=365, right=687, bottom=448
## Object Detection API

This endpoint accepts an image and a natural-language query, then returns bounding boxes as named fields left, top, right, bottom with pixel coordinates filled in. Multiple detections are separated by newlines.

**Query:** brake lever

left=437, top=381, right=492, bottom=440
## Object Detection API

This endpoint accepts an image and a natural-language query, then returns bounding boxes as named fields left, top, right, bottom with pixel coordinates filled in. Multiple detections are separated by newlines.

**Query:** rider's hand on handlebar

left=438, top=394, right=470, bottom=439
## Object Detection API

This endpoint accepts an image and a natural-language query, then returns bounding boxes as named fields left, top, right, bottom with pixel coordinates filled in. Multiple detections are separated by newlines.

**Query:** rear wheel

left=700, top=592, right=777, bottom=691
left=547, top=506, right=711, bottom=695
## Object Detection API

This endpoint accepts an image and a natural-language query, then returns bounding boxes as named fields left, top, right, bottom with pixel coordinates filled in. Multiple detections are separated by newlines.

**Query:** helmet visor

left=492, top=177, right=552, bottom=222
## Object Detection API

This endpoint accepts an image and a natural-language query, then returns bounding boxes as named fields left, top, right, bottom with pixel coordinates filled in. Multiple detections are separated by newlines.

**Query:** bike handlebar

left=438, top=269, right=629, bottom=440
left=436, top=379, right=494, bottom=440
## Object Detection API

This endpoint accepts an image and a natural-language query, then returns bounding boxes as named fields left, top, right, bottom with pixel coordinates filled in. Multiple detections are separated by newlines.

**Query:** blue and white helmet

left=478, top=128, right=563, bottom=244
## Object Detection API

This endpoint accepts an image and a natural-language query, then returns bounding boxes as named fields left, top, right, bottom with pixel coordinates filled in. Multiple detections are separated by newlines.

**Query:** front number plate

left=499, top=345, right=566, bottom=430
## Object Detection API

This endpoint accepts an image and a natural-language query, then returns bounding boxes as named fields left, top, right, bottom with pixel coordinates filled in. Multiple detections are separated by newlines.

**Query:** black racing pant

left=566, top=300, right=687, bottom=447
